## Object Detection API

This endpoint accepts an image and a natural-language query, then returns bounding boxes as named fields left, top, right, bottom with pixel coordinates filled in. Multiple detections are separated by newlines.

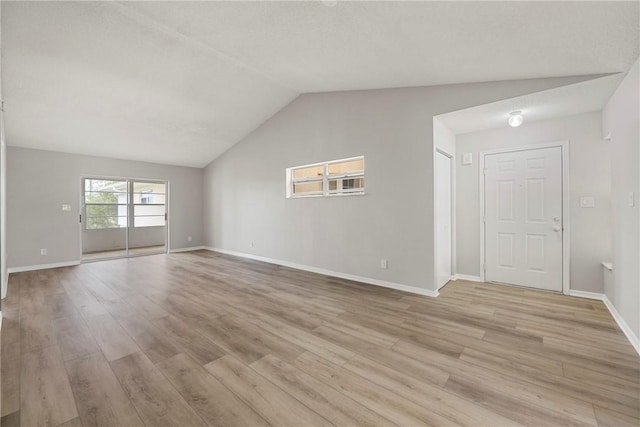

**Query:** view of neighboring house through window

left=84, top=179, right=128, bottom=229
left=133, top=182, right=166, bottom=227
left=286, top=156, right=365, bottom=198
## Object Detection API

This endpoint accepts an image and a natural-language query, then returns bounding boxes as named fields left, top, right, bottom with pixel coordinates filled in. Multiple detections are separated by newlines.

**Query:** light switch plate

left=579, top=197, right=595, bottom=208
left=629, top=192, right=635, bottom=207
left=62, top=204, right=71, bottom=211
left=462, top=153, right=473, bottom=165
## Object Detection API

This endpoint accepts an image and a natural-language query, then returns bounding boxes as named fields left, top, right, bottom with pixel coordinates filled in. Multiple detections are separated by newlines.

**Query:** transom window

left=286, top=156, right=365, bottom=198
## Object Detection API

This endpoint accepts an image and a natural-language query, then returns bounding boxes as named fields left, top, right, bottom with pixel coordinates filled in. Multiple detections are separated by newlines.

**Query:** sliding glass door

left=81, top=177, right=167, bottom=261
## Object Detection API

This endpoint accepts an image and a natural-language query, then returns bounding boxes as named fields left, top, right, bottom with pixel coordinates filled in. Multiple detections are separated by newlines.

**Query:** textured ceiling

left=436, top=74, right=626, bottom=135
left=3, top=1, right=639, bottom=167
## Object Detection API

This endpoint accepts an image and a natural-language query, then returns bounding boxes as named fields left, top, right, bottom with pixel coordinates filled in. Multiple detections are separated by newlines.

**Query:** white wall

left=204, top=76, right=595, bottom=292
left=433, top=117, right=456, bottom=156
left=7, top=147, right=204, bottom=269
left=456, top=111, right=611, bottom=293
left=602, top=58, right=639, bottom=339
left=0, top=0, right=7, bottom=299
left=1, top=103, right=6, bottom=297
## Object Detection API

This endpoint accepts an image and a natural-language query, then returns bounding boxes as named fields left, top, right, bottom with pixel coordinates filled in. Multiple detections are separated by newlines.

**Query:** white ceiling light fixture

left=508, top=111, right=524, bottom=127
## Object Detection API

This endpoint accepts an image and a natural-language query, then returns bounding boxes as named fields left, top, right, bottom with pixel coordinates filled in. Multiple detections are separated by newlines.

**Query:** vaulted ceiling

left=3, top=1, right=639, bottom=167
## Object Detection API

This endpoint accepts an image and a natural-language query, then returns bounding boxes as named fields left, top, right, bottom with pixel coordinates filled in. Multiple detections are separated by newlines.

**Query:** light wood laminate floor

left=1, top=250, right=638, bottom=427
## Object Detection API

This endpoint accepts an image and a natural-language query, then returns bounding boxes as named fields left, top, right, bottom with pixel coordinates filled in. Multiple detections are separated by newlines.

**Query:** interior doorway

left=481, top=143, right=569, bottom=293
left=81, top=177, right=168, bottom=261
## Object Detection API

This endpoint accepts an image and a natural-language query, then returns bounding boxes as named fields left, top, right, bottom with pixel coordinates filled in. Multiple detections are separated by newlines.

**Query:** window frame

left=83, top=179, right=129, bottom=230
left=286, top=156, right=365, bottom=198
left=131, top=182, right=167, bottom=228
left=82, top=178, right=167, bottom=230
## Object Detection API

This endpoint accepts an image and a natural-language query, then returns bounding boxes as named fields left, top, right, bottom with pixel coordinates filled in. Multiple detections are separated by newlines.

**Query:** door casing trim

left=479, top=141, right=570, bottom=295
left=434, top=148, right=456, bottom=291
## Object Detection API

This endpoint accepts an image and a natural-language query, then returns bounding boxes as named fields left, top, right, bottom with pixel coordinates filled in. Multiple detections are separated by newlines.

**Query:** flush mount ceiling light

left=508, top=111, right=524, bottom=127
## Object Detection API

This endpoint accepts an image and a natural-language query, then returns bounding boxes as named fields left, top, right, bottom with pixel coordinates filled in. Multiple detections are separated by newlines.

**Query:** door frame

left=479, top=141, right=570, bottom=295
left=79, top=175, right=170, bottom=262
left=434, top=148, right=455, bottom=290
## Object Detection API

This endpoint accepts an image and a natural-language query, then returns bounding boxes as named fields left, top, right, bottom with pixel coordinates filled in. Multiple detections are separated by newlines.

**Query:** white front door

left=484, top=146, right=563, bottom=292
left=436, top=151, right=452, bottom=289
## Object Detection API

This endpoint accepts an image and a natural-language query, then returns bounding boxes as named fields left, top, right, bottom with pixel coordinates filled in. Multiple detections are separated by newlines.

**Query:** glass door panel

left=81, top=178, right=167, bottom=261
left=128, top=181, right=167, bottom=256
left=82, top=178, right=128, bottom=261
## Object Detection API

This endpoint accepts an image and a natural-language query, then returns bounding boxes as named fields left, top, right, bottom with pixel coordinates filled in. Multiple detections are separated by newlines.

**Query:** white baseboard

left=602, top=295, right=640, bottom=355
left=7, top=261, right=81, bottom=274
left=453, top=274, right=483, bottom=282
left=568, top=290, right=605, bottom=300
left=169, top=246, right=205, bottom=253
left=569, top=290, right=639, bottom=355
left=205, top=247, right=439, bottom=298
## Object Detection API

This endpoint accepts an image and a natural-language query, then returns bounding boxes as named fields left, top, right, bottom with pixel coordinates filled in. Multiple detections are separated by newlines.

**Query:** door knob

left=553, top=226, right=562, bottom=232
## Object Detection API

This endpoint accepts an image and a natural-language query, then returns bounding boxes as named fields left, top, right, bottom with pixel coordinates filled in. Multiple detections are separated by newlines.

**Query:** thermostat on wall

left=462, top=153, right=473, bottom=165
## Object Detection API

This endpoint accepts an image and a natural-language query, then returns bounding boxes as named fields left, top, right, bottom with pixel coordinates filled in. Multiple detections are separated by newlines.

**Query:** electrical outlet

left=62, top=204, right=71, bottom=211
left=40, top=248, right=47, bottom=256
left=188, top=235, right=193, bottom=242
left=380, top=259, right=388, bottom=269
left=629, top=192, right=635, bottom=207
left=250, top=241, right=255, bottom=248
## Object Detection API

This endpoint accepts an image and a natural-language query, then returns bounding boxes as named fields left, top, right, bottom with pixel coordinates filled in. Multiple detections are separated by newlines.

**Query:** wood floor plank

left=394, top=339, right=599, bottom=426
left=343, top=354, right=522, bottom=427
left=1, top=307, right=21, bottom=345
left=0, top=411, right=20, bottom=427
left=461, top=346, right=640, bottom=419
left=120, top=293, right=170, bottom=321
left=251, top=354, right=396, bottom=426
left=292, top=351, right=459, bottom=426
left=4, top=252, right=638, bottom=427
left=197, top=314, right=305, bottom=364
left=250, top=314, right=355, bottom=365
left=60, top=279, right=109, bottom=318
left=1, top=339, right=21, bottom=417
left=594, top=406, right=640, bottom=427
left=205, top=354, right=333, bottom=427
left=543, top=335, right=640, bottom=370
left=116, top=314, right=181, bottom=364
left=444, top=375, right=594, bottom=427
left=58, top=417, right=83, bottom=427
left=563, top=363, right=640, bottom=398
left=152, top=315, right=226, bottom=365
left=54, top=313, right=101, bottom=362
left=110, top=352, right=207, bottom=427
left=65, top=352, right=144, bottom=427
left=20, top=308, right=57, bottom=353
left=20, top=345, right=79, bottom=427
left=158, top=353, right=270, bottom=427
left=83, top=313, right=141, bottom=361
